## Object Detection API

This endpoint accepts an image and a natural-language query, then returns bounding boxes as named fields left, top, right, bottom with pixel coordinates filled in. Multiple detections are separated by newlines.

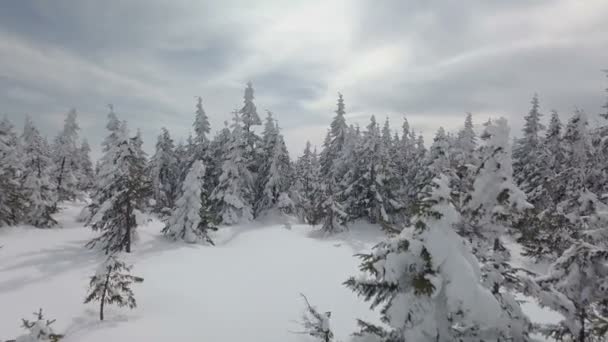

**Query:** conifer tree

left=21, top=117, right=57, bottom=228
left=342, top=116, right=402, bottom=225
left=346, top=176, right=510, bottom=341
left=148, top=128, right=179, bottom=214
left=450, top=113, right=478, bottom=212
left=0, top=117, right=26, bottom=226
left=427, top=127, right=451, bottom=178
left=207, top=120, right=232, bottom=212
left=318, top=181, right=347, bottom=235
left=193, top=96, right=211, bottom=156
left=525, top=242, right=608, bottom=342
left=255, top=112, right=293, bottom=216
left=102, top=104, right=121, bottom=152
left=86, top=120, right=150, bottom=254
left=163, top=160, right=217, bottom=244
left=513, top=95, right=545, bottom=203
left=210, top=113, right=254, bottom=224
left=317, top=94, right=350, bottom=230
left=10, top=309, right=64, bottom=342
left=463, top=117, right=533, bottom=340
left=239, top=82, right=261, bottom=150
left=84, top=254, right=144, bottom=321
left=319, top=93, right=348, bottom=180
left=76, top=139, right=95, bottom=192
left=296, top=294, right=334, bottom=342
left=51, top=109, right=80, bottom=201
left=294, top=141, right=322, bottom=224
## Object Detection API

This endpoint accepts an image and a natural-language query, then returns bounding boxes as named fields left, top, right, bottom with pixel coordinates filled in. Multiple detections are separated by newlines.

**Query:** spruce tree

left=345, top=175, right=510, bottom=341
left=0, top=117, right=26, bottom=226
left=210, top=113, right=254, bottom=224
left=163, top=160, right=217, bottom=244
left=148, top=127, right=179, bottom=214
left=76, top=139, right=95, bottom=192
left=255, top=112, right=293, bottom=216
left=450, top=113, right=478, bottom=212
left=525, top=242, right=608, bottom=342
left=84, top=254, right=144, bottom=321
left=296, top=294, right=334, bottom=342
left=341, top=116, right=402, bottom=225
left=10, top=309, right=64, bottom=342
left=86, top=120, right=150, bottom=254
left=513, top=94, right=545, bottom=204
left=21, top=116, right=57, bottom=228
left=319, top=93, right=348, bottom=180
left=193, top=96, right=211, bottom=155
left=207, top=120, right=232, bottom=214
left=427, top=127, right=451, bottom=179
left=463, top=117, right=533, bottom=340
left=51, top=109, right=80, bottom=201
left=294, top=141, right=322, bottom=224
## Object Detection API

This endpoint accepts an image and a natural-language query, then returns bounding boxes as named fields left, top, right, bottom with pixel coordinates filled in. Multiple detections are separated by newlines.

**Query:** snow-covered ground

left=0, top=202, right=560, bottom=341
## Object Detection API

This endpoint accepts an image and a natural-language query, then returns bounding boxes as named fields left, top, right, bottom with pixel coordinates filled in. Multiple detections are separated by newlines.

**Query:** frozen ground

left=0, top=202, right=560, bottom=341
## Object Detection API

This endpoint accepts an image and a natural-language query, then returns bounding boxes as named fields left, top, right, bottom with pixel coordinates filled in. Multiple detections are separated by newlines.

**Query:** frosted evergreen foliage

left=346, top=176, right=510, bottom=342
left=163, top=160, right=217, bottom=244
left=210, top=113, right=254, bottom=224
left=11, top=309, right=63, bottom=342
left=296, top=294, right=334, bottom=342
left=21, top=117, right=57, bottom=228
left=0, top=117, right=26, bottom=226
left=51, top=109, right=80, bottom=201
left=86, top=120, right=150, bottom=254
left=148, top=128, right=179, bottom=214
left=84, top=254, right=144, bottom=321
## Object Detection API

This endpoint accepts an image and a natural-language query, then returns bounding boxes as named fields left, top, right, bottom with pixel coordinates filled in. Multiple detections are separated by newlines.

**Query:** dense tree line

left=2, top=75, right=608, bottom=341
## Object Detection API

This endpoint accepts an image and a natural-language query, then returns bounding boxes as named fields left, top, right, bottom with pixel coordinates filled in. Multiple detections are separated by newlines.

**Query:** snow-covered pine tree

left=86, top=120, right=150, bottom=254
left=76, top=139, right=95, bottom=192
left=102, top=104, right=121, bottom=153
left=193, top=96, right=211, bottom=157
left=210, top=113, right=254, bottom=224
left=525, top=241, right=608, bottom=342
left=296, top=294, right=333, bottom=342
left=163, top=160, right=217, bottom=244
left=21, top=116, right=57, bottom=228
left=317, top=94, right=350, bottom=232
left=463, top=117, right=533, bottom=340
left=319, top=93, right=348, bottom=181
left=239, top=82, right=262, bottom=179
left=84, top=254, right=144, bottom=321
left=239, top=82, right=262, bottom=152
left=294, top=141, right=322, bottom=224
left=450, top=113, right=478, bottom=212
left=427, top=127, right=451, bottom=179
left=318, top=180, right=347, bottom=235
left=0, top=117, right=26, bottom=227
left=345, top=175, right=510, bottom=342
left=396, top=118, right=420, bottom=222
left=513, top=95, right=546, bottom=205
left=341, top=116, right=402, bottom=226
left=148, top=127, right=179, bottom=214
left=519, top=110, right=570, bottom=261
left=255, top=112, right=293, bottom=216
left=51, top=109, right=80, bottom=201
left=207, top=120, right=232, bottom=215
left=9, top=309, right=64, bottom=342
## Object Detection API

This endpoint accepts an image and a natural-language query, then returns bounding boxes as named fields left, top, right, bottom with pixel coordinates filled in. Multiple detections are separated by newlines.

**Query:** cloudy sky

left=1, top=0, right=607, bottom=159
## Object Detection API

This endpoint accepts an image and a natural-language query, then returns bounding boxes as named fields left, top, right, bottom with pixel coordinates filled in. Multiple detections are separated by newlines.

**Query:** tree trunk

left=125, top=193, right=131, bottom=253
left=100, top=270, right=111, bottom=321
left=579, top=308, right=585, bottom=342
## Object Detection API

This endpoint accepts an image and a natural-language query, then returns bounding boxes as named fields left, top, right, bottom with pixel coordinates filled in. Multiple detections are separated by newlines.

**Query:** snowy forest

left=1, top=74, right=608, bottom=342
